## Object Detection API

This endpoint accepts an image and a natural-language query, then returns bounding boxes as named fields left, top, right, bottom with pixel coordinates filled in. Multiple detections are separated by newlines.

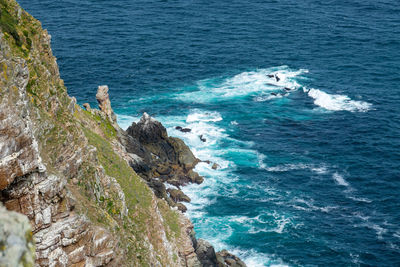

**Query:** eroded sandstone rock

left=96, top=85, right=116, bottom=122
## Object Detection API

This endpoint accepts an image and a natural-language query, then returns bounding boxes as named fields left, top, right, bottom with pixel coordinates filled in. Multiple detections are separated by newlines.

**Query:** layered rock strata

left=0, top=0, right=246, bottom=266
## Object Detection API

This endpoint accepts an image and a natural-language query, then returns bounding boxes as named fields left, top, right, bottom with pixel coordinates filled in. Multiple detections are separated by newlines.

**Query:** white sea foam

left=332, top=172, right=350, bottom=186
left=307, top=88, right=372, bottom=112
left=292, top=198, right=338, bottom=213
left=116, top=114, right=138, bottom=130
left=186, top=110, right=222, bottom=123
left=264, top=163, right=328, bottom=174
left=174, top=66, right=307, bottom=104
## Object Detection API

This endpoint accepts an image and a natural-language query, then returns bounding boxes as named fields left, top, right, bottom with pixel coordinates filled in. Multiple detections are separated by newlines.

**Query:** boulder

left=167, top=189, right=191, bottom=203
left=168, top=137, right=199, bottom=170
left=216, top=250, right=247, bottom=267
left=175, top=203, right=187, bottom=212
left=195, top=239, right=218, bottom=266
left=212, top=163, right=220, bottom=170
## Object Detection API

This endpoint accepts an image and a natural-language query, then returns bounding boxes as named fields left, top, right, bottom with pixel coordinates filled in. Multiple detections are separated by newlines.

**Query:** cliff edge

left=0, top=0, right=245, bottom=266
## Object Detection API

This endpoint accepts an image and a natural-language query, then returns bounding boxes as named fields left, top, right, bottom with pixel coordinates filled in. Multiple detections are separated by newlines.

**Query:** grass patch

left=158, top=200, right=180, bottom=240
left=83, top=128, right=152, bottom=209
left=83, top=110, right=117, bottom=140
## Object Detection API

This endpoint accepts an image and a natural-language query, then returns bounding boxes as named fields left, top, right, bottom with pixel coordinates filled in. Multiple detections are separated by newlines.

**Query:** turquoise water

left=20, top=0, right=400, bottom=266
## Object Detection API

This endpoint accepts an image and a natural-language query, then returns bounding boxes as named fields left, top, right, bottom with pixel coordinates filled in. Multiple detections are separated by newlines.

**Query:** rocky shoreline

left=0, top=0, right=246, bottom=265
left=90, top=85, right=247, bottom=267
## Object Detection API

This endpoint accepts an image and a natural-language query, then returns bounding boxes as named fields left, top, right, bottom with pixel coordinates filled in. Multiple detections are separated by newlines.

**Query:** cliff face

left=0, top=1, right=247, bottom=266
left=0, top=0, right=200, bottom=265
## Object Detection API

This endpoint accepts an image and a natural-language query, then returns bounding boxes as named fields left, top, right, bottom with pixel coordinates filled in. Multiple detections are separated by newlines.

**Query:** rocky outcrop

left=0, top=0, right=246, bottom=266
left=96, top=85, right=116, bottom=123
left=0, top=48, right=44, bottom=190
left=124, top=112, right=202, bottom=211
left=216, top=250, right=247, bottom=267
left=0, top=203, right=35, bottom=267
left=195, top=239, right=218, bottom=266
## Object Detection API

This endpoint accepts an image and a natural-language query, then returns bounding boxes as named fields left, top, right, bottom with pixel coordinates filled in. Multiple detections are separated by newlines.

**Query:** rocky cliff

left=0, top=0, right=245, bottom=266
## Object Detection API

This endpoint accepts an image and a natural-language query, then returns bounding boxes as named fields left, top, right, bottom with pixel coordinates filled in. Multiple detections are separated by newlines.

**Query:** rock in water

left=216, top=249, right=247, bottom=267
left=126, top=113, right=199, bottom=173
left=181, top=128, right=191, bottom=133
left=96, top=85, right=116, bottom=122
left=212, top=163, right=220, bottom=170
left=199, top=135, right=206, bottom=142
left=167, top=189, right=191, bottom=203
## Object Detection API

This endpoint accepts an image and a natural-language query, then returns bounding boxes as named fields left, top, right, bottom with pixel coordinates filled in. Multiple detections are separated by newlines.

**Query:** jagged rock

left=212, top=163, right=220, bottom=170
left=216, top=250, right=247, bottom=267
left=148, top=179, right=167, bottom=199
left=195, top=239, right=218, bottom=266
left=125, top=113, right=202, bottom=189
left=199, top=135, right=206, bottom=142
left=0, top=203, right=35, bottom=267
left=175, top=203, right=187, bottom=212
left=0, top=48, right=44, bottom=190
left=168, top=189, right=191, bottom=203
left=0, top=2, right=247, bottom=266
left=96, top=85, right=116, bottom=122
left=188, top=170, right=204, bottom=184
left=127, top=112, right=168, bottom=144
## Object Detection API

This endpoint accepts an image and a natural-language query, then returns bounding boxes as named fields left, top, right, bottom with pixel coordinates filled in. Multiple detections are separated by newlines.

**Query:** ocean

left=19, top=0, right=400, bottom=266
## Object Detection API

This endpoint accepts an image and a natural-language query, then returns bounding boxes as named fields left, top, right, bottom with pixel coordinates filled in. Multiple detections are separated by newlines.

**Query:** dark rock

left=181, top=128, right=191, bottom=133
left=156, top=165, right=171, bottom=175
left=127, top=112, right=168, bottom=144
left=175, top=126, right=191, bottom=133
left=188, top=170, right=204, bottom=184
left=167, top=189, right=191, bottom=203
left=270, top=92, right=277, bottom=96
left=175, top=203, right=187, bottom=212
left=195, top=239, right=218, bottom=266
left=216, top=250, right=247, bottom=267
left=199, top=135, right=206, bottom=142
left=168, top=137, right=199, bottom=170
left=211, top=163, right=220, bottom=170
left=147, top=179, right=167, bottom=199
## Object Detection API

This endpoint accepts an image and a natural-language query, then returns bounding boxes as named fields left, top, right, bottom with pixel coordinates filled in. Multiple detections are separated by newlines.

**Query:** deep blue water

left=19, top=0, right=400, bottom=266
